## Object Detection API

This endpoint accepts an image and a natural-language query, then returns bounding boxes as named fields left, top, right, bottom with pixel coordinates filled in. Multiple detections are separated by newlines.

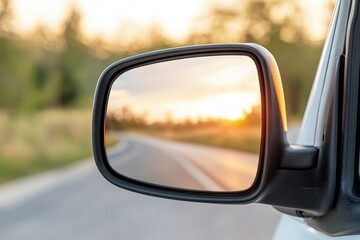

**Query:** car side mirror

left=93, top=44, right=327, bottom=217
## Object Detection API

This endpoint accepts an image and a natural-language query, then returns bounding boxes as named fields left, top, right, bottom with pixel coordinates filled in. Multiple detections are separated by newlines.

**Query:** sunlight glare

left=170, top=92, right=260, bottom=121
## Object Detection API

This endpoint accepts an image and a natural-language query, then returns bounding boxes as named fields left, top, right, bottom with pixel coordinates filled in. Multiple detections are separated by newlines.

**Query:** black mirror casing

left=93, top=44, right=328, bottom=216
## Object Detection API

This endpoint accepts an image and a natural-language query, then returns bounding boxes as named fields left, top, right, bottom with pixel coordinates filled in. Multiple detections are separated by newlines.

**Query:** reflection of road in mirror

left=107, top=133, right=258, bottom=192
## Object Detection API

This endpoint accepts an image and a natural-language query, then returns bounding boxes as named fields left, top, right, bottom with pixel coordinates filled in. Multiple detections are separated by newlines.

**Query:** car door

left=276, top=0, right=360, bottom=238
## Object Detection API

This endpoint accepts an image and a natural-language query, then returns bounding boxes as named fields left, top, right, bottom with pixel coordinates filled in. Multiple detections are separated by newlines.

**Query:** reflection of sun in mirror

left=170, top=92, right=259, bottom=121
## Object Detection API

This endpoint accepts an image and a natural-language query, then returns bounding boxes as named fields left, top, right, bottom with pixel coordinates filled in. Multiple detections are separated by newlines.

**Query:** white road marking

left=123, top=134, right=225, bottom=191
left=162, top=150, right=224, bottom=191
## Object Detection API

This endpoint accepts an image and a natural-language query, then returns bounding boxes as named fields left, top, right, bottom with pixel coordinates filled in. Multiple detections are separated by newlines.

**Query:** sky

left=108, top=55, right=260, bottom=122
left=11, top=0, right=208, bottom=41
left=11, top=0, right=334, bottom=43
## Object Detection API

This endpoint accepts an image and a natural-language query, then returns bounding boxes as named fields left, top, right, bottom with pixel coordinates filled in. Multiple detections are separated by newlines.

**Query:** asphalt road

left=108, top=134, right=259, bottom=192
left=0, top=134, right=283, bottom=240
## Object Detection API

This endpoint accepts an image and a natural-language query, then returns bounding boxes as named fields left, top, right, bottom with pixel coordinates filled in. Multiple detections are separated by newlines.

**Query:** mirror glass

left=105, top=55, right=261, bottom=192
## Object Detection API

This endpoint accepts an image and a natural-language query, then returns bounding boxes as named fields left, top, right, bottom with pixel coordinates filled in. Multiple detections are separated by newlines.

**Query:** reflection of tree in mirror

left=106, top=106, right=148, bottom=130
left=106, top=105, right=261, bottom=153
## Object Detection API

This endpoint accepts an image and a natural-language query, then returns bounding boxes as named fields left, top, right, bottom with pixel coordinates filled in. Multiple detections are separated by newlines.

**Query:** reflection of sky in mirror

left=108, top=56, right=260, bottom=121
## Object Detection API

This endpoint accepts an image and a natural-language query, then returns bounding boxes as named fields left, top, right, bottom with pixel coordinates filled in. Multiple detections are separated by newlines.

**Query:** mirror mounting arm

left=280, top=145, right=319, bottom=169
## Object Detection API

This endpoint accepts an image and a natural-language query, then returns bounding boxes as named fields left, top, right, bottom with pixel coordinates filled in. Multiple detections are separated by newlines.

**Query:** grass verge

left=0, top=109, right=117, bottom=184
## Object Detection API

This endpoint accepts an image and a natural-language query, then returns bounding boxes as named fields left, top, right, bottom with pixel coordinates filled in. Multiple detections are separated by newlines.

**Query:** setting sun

left=171, top=92, right=260, bottom=121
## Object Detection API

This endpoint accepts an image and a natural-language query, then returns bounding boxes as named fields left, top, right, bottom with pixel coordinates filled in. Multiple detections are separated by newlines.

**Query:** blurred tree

left=0, top=0, right=12, bottom=34
left=0, top=0, right=34, bottom=113
left=56, top=7, right=87, bottom=107
left=57, top=6, right=123, bottom=108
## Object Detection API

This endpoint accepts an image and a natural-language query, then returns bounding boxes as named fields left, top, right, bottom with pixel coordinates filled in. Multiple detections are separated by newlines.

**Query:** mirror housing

left=106, top=55, right=262, bottom=192
left=93, top=44, right=325, bottom=216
